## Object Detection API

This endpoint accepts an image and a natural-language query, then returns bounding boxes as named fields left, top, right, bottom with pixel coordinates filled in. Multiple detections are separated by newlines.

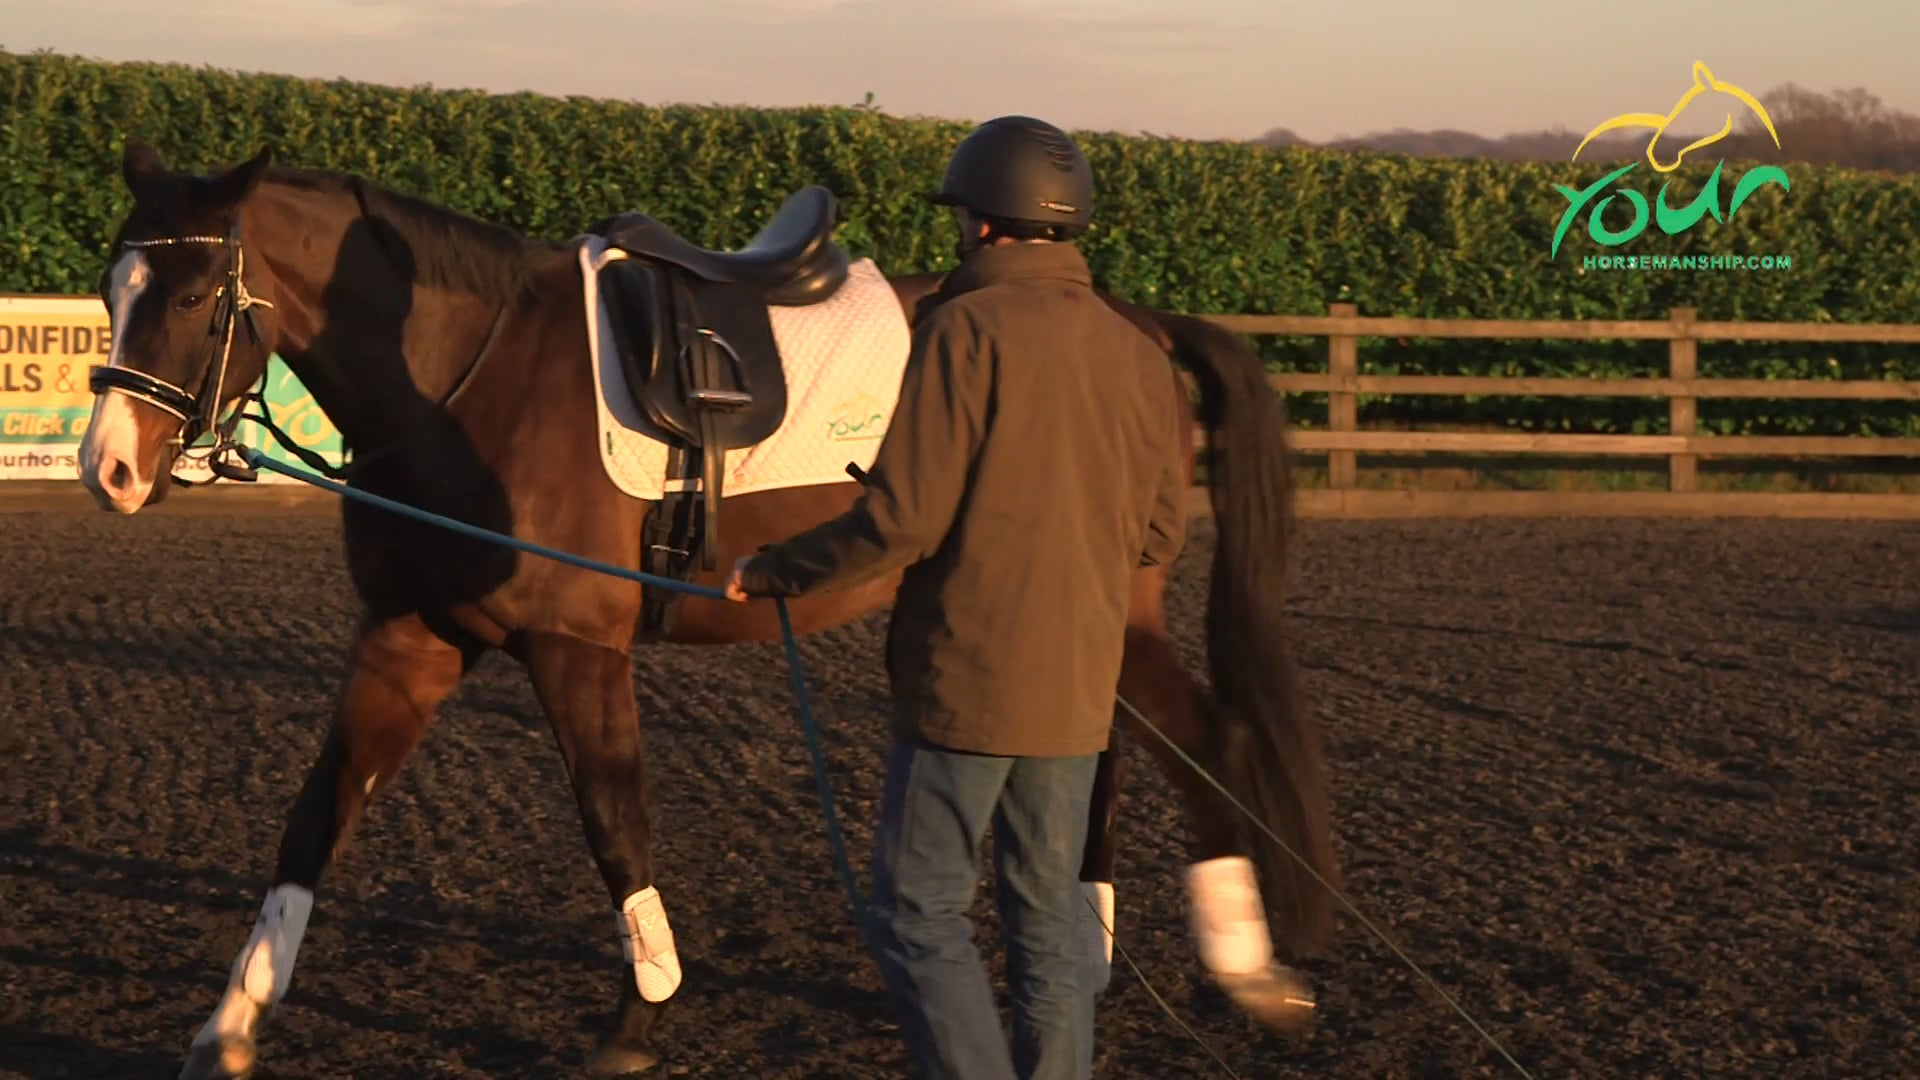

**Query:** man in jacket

left=724, top=114, right=1189, bottom=1080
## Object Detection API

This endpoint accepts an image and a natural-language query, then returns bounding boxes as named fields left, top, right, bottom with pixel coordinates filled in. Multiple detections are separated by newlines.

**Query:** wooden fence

left=1192, top=304, right=1920, bottom=519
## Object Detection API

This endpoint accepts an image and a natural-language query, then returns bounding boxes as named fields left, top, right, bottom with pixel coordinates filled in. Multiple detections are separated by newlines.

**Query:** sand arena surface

left=3, top=508, right=1916, bottom=1078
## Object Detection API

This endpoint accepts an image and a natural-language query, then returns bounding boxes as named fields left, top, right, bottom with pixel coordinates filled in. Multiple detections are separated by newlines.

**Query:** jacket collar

left=936, top=241, right=1093, bottom=300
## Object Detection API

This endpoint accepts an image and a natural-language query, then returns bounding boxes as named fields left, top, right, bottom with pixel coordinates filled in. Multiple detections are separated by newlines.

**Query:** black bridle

left=89, top=221, right=512, bottom=487
left=88, top=222, right=284, bottom=485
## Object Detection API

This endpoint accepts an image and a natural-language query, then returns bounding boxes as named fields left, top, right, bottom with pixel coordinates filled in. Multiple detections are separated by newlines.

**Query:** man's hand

left=723, top=554, right=755, bottom=602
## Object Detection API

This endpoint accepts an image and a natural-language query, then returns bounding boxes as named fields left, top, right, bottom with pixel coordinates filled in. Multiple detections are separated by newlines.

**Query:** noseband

left=89, top=222, right=277, bottom=484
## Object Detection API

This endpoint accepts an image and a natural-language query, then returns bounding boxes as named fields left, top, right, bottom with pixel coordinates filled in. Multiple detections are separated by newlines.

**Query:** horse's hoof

left=586, top=1039, right=662, bottom=1076
left=178, top=1035, right=256, bottom=1080
left=1216, top=963, right=1317, bottom=1034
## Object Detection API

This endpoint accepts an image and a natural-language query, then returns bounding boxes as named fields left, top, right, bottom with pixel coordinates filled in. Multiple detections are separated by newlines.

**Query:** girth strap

left=665, top=272, right=752, bottom=572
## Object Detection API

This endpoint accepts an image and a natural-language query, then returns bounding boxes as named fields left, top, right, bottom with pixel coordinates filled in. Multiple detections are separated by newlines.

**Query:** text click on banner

left=0, top=295, right=345, bottom=481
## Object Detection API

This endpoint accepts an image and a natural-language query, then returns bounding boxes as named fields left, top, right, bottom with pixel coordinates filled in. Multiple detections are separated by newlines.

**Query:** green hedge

left=6, top=48, right=1919, bottom=438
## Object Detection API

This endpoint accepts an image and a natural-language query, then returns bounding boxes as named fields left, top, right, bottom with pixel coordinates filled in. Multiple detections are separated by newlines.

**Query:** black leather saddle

left=590, top=185, right=854, bottom=633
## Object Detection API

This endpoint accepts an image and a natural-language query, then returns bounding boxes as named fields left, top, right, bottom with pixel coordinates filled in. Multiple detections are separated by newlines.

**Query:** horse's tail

left=1160, top=310, right=1340, bottom=957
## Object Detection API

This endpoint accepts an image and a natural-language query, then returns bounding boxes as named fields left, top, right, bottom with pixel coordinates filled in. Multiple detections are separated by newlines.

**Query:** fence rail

left=1192, top=304, right=1920, bottom=519
left=8, top=291, right=1918, bottom=520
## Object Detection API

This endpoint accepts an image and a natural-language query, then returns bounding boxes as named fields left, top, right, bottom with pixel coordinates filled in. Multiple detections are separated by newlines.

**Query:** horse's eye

left=176, top=293, right=207, bottom=312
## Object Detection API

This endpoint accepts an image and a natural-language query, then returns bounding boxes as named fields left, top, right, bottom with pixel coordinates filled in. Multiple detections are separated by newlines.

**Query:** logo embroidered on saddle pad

left=826, top=393, right=888, bottom=442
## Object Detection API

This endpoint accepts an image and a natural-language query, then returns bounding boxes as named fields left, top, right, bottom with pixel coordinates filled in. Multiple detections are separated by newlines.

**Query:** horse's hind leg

left=519, top=630, right=672, bottom=1077
left=181, top=612, right=474, bottom=1080
left=1107, top=567, right=1316, bottom=1031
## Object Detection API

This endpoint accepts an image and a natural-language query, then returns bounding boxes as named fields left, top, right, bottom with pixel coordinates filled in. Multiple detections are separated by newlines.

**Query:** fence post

left=1668, top=307, right=1698, bottom=492
left=1327, top=302, right=1359, bottom=489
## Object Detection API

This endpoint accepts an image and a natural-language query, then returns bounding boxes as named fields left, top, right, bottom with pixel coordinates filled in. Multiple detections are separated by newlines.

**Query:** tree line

left=1255, top=83, right=1920, bottom=173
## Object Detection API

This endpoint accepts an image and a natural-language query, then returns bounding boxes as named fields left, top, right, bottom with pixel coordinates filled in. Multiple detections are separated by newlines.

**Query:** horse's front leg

left=1077, top=746, right=1124, bottom=995
left=1074, top=567, right=1176, bottom=997
left=181, top=612, right=474, bottom=1080
left=520, top=629, right=675, bottom=1077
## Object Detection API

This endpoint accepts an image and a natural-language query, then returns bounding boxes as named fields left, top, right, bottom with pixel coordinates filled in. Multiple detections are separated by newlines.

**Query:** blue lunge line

left=232, top=443, right=1526, bottom=1079
left=234, top=446, right=880, bottom=956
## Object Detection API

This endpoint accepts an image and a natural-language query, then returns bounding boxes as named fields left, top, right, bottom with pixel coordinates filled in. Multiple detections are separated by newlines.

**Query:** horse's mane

left=263, top=166, right=569, bottom=306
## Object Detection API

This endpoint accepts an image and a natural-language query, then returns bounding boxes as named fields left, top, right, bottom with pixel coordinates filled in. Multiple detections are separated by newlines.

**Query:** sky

left=3, top=0, right=1916, bottom=143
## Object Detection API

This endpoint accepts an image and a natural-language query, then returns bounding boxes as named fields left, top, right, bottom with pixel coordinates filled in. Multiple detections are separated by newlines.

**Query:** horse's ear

left=122, top=136, right=168, bottom=192
left=213, top=145, right=274, bottom=207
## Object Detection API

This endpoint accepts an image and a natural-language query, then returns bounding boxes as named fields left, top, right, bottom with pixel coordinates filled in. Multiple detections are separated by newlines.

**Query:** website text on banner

left=0, top=295, right=345, bottom=481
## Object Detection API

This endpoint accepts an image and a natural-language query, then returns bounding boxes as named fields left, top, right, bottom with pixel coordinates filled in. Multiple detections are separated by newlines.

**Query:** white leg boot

left=585, top=885, right=682, bottom=1077
left=617, top=885, right=682, bottom=1003
left=1186, top=856, right=1316, bottom=1032
left=180, top=884, right=314, bottom=1080
left=1078, top=881, right=1116, bottom=994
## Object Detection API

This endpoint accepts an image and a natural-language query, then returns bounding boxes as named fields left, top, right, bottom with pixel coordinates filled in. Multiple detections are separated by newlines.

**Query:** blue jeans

left=868, top=735, right=1099, bottom=1080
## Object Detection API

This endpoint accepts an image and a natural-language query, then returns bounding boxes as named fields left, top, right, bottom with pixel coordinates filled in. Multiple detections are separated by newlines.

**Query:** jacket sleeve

left=1139, top=361, right=1189, bottom=569
left=736, top=304, right=993, bottom=598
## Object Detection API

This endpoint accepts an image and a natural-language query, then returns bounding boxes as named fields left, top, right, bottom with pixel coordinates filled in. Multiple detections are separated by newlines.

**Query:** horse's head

left=78, top=138, right=282, bottom=513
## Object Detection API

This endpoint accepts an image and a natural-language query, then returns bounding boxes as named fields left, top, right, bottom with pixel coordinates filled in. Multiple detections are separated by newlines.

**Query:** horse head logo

left=1572, top=61, right=1782, bottom=173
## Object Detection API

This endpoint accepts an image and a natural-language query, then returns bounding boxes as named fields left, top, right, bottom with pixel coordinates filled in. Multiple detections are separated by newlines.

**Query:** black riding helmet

left=928, top=115, right=1094, bottom=238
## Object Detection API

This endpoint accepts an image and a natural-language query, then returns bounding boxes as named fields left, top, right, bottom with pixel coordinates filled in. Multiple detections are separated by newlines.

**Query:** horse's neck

left=247, top=187, right=524, bottom=452
left=273, top=291, right=490, bottom=454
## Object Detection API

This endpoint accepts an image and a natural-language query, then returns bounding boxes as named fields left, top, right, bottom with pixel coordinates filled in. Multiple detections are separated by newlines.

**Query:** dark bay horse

left=73, top=139, right=1338, bottom=1079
